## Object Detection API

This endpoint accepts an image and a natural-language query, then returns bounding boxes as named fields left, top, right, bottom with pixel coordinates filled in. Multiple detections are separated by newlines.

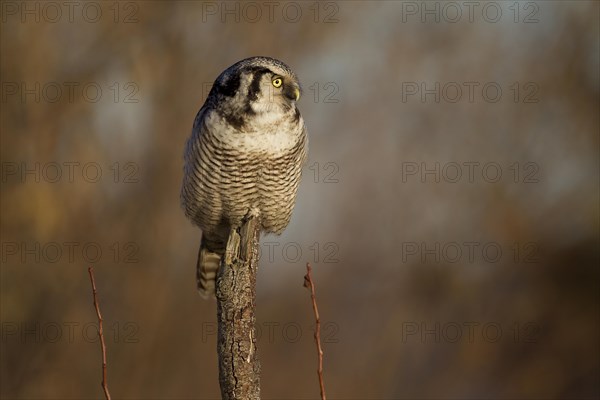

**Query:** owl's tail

left=196, top=235, right=224, bottom=299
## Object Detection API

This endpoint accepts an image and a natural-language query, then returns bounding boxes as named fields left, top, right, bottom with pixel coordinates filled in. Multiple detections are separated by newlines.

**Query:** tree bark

left=216, top=217, right=261, bottom=399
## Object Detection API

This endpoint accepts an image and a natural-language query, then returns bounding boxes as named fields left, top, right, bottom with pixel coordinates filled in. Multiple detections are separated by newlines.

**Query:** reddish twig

left=88, top=266, right=112, bottom=400
left=304, top=263, right=326, bottom=400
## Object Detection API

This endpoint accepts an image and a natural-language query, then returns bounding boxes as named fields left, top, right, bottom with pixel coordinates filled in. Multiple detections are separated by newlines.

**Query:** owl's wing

left=300, top=122, right=309, bottom=166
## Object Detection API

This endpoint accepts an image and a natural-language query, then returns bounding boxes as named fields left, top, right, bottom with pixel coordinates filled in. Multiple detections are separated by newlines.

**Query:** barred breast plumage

left=180, top=57, right=308, bottom=297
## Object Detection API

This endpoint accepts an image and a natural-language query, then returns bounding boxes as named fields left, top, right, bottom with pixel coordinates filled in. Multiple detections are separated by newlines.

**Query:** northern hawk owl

left=181, top=57, right=308, bottom=297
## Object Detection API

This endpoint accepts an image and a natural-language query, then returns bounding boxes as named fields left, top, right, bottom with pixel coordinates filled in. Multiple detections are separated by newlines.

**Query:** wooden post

left=216, top=217, right=261, bottom=399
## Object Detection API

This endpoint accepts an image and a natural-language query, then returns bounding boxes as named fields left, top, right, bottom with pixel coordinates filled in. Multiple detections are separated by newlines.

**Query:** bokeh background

left=1, top=1, right=599, bottom=399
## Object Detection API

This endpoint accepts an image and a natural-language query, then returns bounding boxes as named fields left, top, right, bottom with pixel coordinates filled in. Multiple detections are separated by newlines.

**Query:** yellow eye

left=272, top=78, right=283, bottom=88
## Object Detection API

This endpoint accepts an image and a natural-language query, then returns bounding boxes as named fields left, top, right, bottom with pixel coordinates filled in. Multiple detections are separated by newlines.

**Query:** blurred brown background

left=1, top=1, right=598, bottom=399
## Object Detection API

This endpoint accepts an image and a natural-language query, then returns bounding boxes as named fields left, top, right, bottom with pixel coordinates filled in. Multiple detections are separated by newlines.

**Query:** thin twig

left=304, top=263, right=326, bottom=400
left=88, top=266, right=112, bottom=400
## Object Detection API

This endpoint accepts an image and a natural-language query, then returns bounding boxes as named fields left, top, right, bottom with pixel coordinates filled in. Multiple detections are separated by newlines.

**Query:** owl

left=181, top=56, right=308, bottom=298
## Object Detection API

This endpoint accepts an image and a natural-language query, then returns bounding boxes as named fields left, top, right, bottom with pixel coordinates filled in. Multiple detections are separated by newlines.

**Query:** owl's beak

left=284, top=85, right=301, bottom=102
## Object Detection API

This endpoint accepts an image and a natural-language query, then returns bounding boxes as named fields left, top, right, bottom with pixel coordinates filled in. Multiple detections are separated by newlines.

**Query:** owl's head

left=208, top=57, right=301, bottom=119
